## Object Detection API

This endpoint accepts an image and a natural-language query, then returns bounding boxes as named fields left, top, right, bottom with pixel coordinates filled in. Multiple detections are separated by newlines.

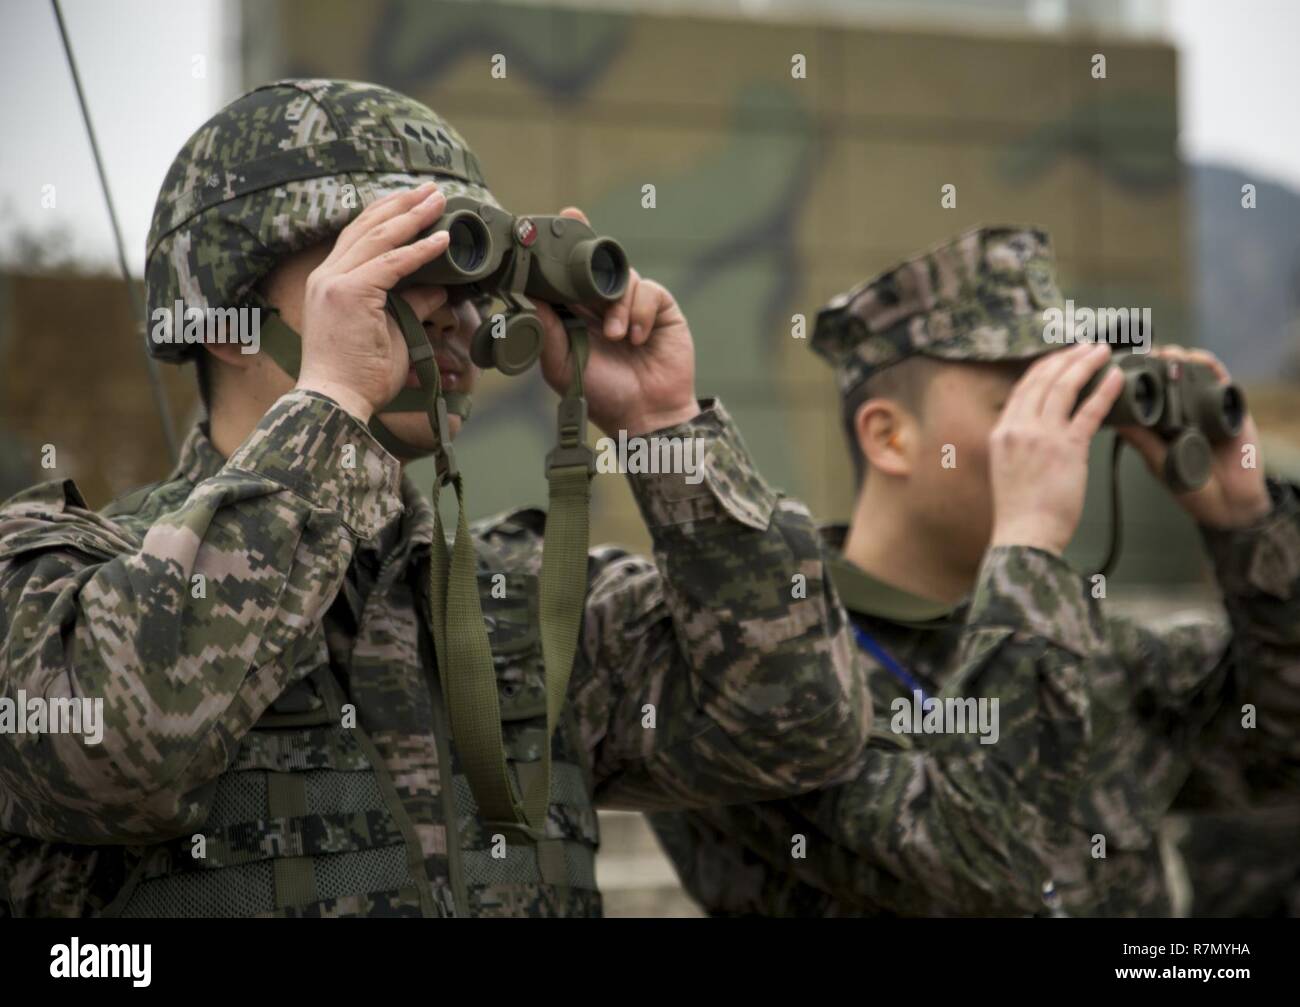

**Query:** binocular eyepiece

left=440, top=209, right=494, bottom=278
left=395, top=196, right=630, bottom=377
left=1077, top=352, right=1245, bottom=493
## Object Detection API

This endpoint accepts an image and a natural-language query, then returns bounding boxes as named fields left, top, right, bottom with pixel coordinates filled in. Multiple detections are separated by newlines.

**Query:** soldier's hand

left=1118, top=346, right=1272, bottom=529
left=988, top=342, right=1125, bottom=556
left=534, top=207, right=699, bottom=436
left=295, top=182, right=452, bottom=422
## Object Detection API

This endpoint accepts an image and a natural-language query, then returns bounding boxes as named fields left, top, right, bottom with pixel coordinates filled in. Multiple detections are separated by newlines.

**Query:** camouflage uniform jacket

left=0, top=389, right=869, bottom=917
left=651, top=482, right=1300, bottom=916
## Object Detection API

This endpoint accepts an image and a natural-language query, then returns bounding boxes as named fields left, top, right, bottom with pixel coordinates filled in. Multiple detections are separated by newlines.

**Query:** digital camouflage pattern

left=145, top=78, right=498, bottom=362
left=1164, top=804, right=1300, bottom=916
left=652, top=229, right=1300, bottom=916
left=0, top=390, right=870, bottom=916
left=652, top=495, right=1300, bottom=916
left=811, top=225, right=1066, bottom=398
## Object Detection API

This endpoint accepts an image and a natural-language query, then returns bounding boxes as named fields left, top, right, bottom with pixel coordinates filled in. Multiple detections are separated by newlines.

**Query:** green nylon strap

left=538, top=317, right=592, bottom=744
left=256, top=288, right=593, bottom=841
left=266, top=772, right=316, bottom=909
left=384, top=295, right=594, bottom=839
left=381, top=296, right=523, bottom=825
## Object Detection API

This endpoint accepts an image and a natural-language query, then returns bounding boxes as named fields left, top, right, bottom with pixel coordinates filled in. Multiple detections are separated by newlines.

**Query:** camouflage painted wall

left=0, top=2, right=1214, bottom=586
left=244, top=0, right=1206, bottom=582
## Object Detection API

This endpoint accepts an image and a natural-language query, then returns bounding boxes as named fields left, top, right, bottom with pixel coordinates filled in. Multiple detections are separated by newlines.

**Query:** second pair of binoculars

left=1078, top=350, right=1246, bottom=493
left=395, top=195, right=630, bottom=375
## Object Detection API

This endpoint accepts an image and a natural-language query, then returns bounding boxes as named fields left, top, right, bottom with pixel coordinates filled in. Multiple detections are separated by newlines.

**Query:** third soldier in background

left=649, top=225, right=1300, bottom=917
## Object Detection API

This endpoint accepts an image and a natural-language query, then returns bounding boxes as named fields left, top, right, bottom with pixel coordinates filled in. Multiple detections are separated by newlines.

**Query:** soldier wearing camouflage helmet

left=0, top=79, right=871, bottom=917
left=650, top=225, right=1300, bottom=916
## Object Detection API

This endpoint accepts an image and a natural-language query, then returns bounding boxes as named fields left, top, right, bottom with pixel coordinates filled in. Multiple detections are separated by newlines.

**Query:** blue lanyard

left=851, top=623, right=931, bottom=704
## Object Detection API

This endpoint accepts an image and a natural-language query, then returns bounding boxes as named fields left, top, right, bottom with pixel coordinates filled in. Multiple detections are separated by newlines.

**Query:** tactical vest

left=106, top=559, right=602, bottom=918
left=0, top=482, right=601, bottom=918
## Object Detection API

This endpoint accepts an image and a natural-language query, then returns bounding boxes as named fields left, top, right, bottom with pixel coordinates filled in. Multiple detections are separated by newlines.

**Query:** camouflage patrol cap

left=145, top=78, right=499, bottom=362
left=810, top=225, right=1066, bottom=398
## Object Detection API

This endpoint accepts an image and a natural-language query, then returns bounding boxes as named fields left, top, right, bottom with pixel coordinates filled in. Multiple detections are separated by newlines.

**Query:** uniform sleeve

left=1170, top=478, right=1300, bottom=808
left=792, top=546, right=1105, bottom=916
left=0, top=390, right=403, bottom=844
left=571, top=399, right=871, bottom=810
left=802, top=485, right=1300, bottom=915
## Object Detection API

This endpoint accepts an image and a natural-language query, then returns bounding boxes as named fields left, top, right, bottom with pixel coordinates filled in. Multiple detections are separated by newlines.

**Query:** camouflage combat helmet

left=144, top=78, right=498, bottom=363
left=811, top=225, right=1067, bottom=398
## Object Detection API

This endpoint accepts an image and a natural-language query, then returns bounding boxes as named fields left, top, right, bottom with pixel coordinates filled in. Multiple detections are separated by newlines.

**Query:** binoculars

left=395, top=195, right=630, bottom=375
left=1078, top=353, right=1245, bottom=493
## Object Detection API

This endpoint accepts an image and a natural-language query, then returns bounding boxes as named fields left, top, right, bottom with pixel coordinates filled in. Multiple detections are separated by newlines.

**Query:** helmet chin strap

left=250, top=291, right=470, bottom=460
left=251, top=289, right=595, bottom=843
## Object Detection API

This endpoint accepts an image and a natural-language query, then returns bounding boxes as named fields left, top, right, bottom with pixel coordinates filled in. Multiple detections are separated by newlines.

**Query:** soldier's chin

left=375, top=411, right=462, bottom=459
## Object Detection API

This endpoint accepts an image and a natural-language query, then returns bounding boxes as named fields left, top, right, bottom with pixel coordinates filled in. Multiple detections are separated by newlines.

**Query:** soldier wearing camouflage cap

left=0, top=79, right=871, bottom=917
left=650, top=225, right=1300, bottom=916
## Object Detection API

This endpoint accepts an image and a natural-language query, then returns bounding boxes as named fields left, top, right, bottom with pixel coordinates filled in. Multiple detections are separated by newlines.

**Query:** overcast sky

left=0, top=0, right=233, bottom=273
left=2, top=0, right=1299, bottom=274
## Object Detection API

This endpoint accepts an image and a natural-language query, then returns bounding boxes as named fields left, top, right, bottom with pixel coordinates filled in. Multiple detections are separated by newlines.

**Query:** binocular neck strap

left=1090, top=433, right=1127, bottom=581
left=385, top=294, right=594, bottom=843
left=537, top=312, right=594, bottom=807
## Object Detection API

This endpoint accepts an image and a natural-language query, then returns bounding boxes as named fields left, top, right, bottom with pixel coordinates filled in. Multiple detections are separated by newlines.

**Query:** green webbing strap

left=382, top=295, right=524, bottom=829
left=539, top=316, right=593, bottom=743
left=261, top=288, right=594, bottom=842
left=385, top=295, right=592, bottom=842
left=266, top=772, right=316, bottom=909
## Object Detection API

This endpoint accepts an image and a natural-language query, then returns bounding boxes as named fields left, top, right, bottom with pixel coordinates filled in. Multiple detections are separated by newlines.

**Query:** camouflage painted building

left=239, top=0, right=1208, bottom=582
left=0, top=1, right=1242, bottom=582
left=4, top=3, right=1293, bottom=579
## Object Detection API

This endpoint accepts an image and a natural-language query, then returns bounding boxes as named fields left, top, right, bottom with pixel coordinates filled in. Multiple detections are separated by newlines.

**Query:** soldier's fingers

left=602, top=267, right=641, bottom=340
left=333, top=187, right=447, bottom=276
left=1150, top=344, right=1192, bottom=363
left=1042, top=342, right=1112, bottom=421
left=559, top=206, right=592, bottom=228
left=1184, top=348, right=1231, bottom=383
left=1068, top=365, right=1124, bottom=438
left=349, top=229, right=451, bottom=293
left=1153, top=344, right=1232, bottom=384
left=326, top=182, right=439, bottom=266
left=1002, top=344, right=1088, bottom=424
left=625, top=277, right=664, bottom=346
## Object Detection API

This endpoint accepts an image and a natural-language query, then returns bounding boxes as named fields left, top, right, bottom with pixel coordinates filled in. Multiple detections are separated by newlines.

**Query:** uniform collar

left=820, top=524, right=960, bottom=625
left=176, top=420, right=226, bottom=486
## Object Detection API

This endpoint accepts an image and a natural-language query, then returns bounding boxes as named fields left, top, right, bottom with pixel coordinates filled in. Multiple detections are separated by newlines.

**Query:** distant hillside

left=1191, top=162, right=1300, bottom=380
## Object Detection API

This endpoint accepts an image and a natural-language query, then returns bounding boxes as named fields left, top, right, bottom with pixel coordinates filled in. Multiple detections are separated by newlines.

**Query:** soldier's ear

left=857, top=399, right=913, bottom=479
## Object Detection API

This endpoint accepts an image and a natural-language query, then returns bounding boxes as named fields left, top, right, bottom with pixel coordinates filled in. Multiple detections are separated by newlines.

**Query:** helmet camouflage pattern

left=811, top=225, right=1067, bottom=398
left=144, top=78, right=499, bottom=362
